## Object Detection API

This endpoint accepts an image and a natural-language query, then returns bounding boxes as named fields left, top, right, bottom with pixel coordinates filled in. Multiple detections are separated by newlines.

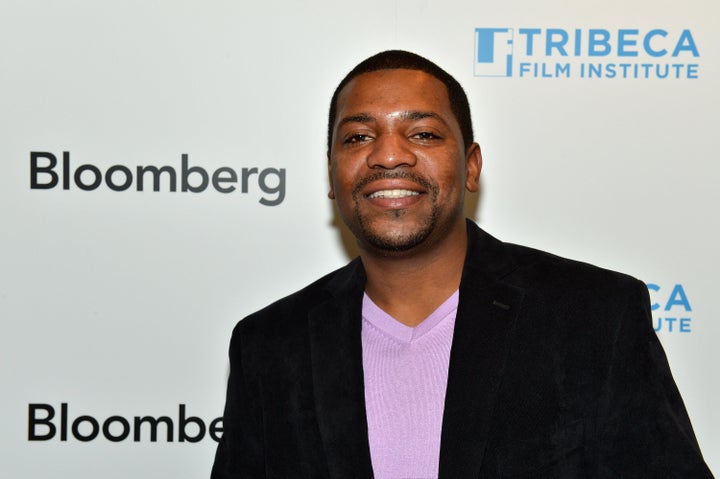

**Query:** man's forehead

left=336, top=69, right=452, bottom=113
left=336, top=110, right=446, bottom=129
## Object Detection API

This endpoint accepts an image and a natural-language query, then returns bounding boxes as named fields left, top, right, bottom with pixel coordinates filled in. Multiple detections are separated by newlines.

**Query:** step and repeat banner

left=1, top=0, right=717, bottom=477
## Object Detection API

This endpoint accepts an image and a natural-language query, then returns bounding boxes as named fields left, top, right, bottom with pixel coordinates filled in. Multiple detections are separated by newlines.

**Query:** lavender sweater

left=361, top=290, right=459, bottom=479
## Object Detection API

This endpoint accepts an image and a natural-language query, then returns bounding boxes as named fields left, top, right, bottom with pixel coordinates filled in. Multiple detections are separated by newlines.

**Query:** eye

left=343, top=134, right=373, bottom=144
left=411, top=131, right=440, bottom=141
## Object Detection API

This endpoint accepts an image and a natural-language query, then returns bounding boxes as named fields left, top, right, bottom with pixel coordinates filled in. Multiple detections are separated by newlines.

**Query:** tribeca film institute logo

left=648, top=283, right=694, bottom=334
left=474, top=27, right=700, bottom=79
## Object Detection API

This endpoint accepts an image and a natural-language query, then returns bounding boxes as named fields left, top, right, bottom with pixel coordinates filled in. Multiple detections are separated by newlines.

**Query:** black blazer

left=212, top=221, right=712, bottom=478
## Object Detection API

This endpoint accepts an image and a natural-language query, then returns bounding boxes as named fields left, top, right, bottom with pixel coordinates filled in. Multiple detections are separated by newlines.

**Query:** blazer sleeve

left=211, top=323, right=265, bottom=479
left=593, top=280, right=713, bottom=477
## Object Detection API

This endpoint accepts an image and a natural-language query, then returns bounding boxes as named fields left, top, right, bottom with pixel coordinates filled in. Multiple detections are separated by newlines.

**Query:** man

left=212, top=50, right=712, bottom=478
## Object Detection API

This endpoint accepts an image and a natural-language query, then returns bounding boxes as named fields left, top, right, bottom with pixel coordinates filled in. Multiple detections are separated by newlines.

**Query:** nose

left=366, top=133, right=417, bottom=169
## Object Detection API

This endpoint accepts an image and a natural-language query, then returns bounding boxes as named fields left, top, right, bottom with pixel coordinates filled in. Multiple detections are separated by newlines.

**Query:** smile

left=367, top=189, right=421, bottom=199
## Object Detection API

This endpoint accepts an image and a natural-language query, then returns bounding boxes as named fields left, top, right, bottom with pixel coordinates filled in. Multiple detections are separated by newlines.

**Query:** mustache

left=351, top=171, right=436, bottom=199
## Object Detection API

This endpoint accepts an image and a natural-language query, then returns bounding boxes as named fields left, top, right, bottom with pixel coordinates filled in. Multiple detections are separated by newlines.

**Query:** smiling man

left=212, top=50, right=712, bottom=478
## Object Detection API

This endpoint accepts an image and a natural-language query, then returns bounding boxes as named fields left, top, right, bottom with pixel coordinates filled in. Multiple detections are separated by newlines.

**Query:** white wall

left=1, top=1, right=717, bottom=476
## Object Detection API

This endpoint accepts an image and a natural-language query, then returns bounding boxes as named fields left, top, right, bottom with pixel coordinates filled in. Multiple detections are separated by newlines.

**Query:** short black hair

left=327, top=50, right=474, bottom=153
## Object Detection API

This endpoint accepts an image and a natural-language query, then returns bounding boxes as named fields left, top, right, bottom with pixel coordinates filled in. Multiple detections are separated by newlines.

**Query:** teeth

left=368, top=189, right=420, bottom=199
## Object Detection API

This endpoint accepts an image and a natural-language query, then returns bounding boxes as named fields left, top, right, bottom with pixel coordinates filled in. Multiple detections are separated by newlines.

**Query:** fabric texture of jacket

left=212, top=220, right=713, bottom=478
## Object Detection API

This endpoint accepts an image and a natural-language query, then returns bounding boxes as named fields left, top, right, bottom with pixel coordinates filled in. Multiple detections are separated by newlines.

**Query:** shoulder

left=231, top=258, right=364, bottom=339
left=504, top=241, right=643, bottom=293
left=467, top=221, right=644, bottom=294
left=496, top=241, right=650, bottom=340
left=465, top=221, right=648, bottom=320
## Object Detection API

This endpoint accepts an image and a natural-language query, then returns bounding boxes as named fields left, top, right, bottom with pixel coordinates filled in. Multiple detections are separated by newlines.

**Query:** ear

left=327, top=152, right=335, bottom=199
left=464, top=142, right=482, bottom=193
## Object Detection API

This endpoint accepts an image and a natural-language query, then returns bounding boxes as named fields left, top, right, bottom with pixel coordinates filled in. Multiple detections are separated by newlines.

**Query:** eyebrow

left=337, top=113, right=375, bottom=129
left=401, top=110, right=442, bottom=122
left=336, top=110, right=445, bottom=129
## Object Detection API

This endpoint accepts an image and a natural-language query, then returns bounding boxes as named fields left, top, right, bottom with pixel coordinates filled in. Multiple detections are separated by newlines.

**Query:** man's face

left=328, top=69, right=480, bottom=255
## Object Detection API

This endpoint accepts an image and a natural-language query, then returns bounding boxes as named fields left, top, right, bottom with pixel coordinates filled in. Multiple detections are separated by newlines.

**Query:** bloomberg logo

left=30, top=151, right=286, bottom=206
left=28, top=403, right=222, bottom=443
left=474, top=28, right=700, bottom=79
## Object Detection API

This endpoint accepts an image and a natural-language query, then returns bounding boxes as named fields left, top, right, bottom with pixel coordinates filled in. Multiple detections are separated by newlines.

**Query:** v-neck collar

left=362, top=290, right=460, bottom=343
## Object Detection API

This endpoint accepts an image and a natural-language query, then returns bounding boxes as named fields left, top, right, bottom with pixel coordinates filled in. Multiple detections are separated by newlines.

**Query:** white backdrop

left=1, top=1, right=717, bottom=477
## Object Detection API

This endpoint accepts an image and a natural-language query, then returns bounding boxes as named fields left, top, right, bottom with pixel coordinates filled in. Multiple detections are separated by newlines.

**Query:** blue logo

left=647, top=283, right=693, bottom=334
left=474, top=28, right=514, bottom=77
left=474, top=27, right=700, bottom=79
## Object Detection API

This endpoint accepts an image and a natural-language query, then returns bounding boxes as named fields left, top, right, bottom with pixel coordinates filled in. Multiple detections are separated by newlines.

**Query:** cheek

left=329, top=165, right=355, bottom=201
left=331, top=157, right=362, bottom=187
left=429, top=160, right=466, bottom=193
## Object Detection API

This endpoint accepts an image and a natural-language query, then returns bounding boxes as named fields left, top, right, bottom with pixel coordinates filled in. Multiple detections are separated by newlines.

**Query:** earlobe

left=465, top=143, right=482, bottom=192
left=327, top=153, right=335, bottom=199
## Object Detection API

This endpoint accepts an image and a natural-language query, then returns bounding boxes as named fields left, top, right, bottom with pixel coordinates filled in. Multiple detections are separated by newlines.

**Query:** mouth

left=366, top=189, right=421, bottom=199
left=351, top=171, right=435, bottom=208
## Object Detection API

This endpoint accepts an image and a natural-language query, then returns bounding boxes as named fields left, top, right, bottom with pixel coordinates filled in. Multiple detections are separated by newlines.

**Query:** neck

left=360, top=221, right=468, bottom=327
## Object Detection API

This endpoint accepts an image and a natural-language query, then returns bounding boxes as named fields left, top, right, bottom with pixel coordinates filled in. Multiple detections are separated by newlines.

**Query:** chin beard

left=355, top=206, right=440, bottom=253
left=349, top=171, right=442, bottom=252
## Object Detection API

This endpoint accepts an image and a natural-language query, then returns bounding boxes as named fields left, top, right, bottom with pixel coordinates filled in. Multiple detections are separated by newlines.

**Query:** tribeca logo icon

left=474, top=28, right=515, bottom=77
left=474, top=27, right=700, bottom=79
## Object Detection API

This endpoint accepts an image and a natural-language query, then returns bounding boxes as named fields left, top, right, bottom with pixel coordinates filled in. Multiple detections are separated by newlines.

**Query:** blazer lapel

left=307, top=223, right=523, bottom=478
left=439, top=222, right=525, bottom=478
left=308, top=260, right=375, bottom=479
